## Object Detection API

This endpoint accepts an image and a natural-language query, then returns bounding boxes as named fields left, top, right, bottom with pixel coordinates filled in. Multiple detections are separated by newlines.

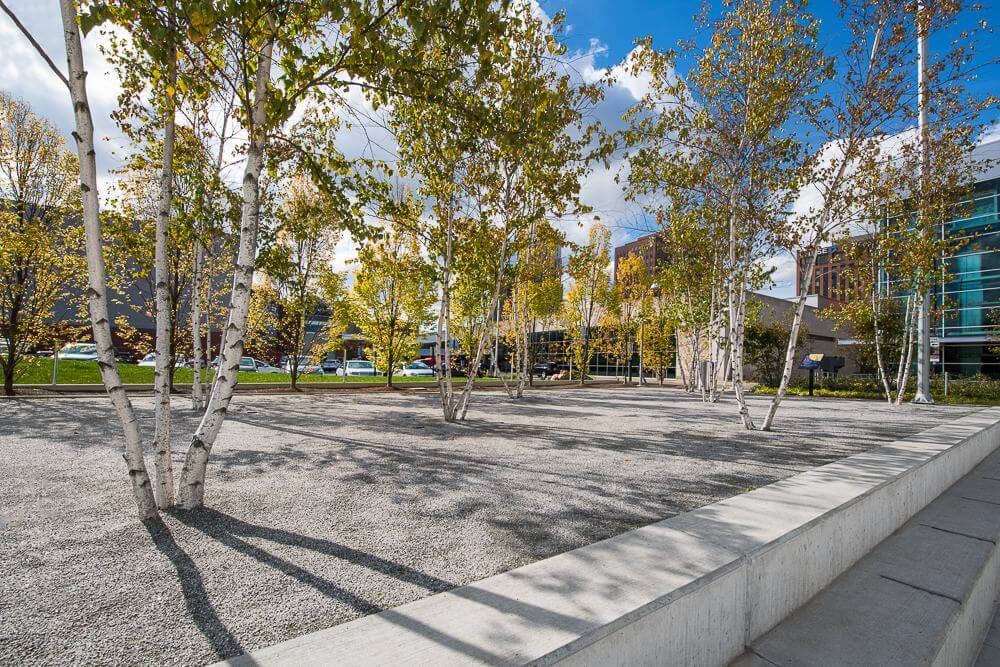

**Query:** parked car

left=397, top=361, right=435, bottom=377
left=34, top=350, right=54, bottom=358
left=285, top=355, right=324, bottom=375
left=532, top=362, right=559, bottom=378
left=115, top=349, right=138, bottom=364
left=320, top=354, right=343, bottom=374
left=337, top=360, right=377, bottom=377
left=58, top=342, right=98, bottom=361
left=239, top=356, right=284, bottom=374
left=138, top=353, right=189, bottom=368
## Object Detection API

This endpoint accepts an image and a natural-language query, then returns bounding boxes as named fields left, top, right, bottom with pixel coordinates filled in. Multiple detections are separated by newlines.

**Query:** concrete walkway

left=733, top=446, right=1000, bottom=666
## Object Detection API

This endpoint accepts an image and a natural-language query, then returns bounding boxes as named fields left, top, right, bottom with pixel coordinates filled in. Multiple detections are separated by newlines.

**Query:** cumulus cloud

left=0, top=6, right=129, bottom=183
left=758, top=251, right=797, bottom=298
left=551, top=43, right=662, bottom=250
left=979, top=123, right=1000, bottom=145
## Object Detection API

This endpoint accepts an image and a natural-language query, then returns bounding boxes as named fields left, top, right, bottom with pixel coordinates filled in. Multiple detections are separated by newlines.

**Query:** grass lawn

left=11, top=358, right=453, bottom=386
left=751, top=384, right=1000, bottom=406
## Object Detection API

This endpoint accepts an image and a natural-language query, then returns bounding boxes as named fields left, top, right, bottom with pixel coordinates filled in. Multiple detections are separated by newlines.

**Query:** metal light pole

left=913, top=0, right=934, bottom=404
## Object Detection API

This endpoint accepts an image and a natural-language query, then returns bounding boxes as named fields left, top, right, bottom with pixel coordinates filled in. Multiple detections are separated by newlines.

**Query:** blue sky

left=556, top=0, right=999, bottom=87
left=548, top=0, right=1000, bottom=294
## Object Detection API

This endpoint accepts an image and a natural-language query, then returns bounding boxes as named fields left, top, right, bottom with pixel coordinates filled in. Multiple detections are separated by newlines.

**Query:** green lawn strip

left=12, top=358, right=492, bottom=386
left=751, top=384, right=999, bottom=406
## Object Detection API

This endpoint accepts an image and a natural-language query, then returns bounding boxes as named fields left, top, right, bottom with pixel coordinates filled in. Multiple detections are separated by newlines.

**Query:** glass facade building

left=929, top=139, right=1000, bottom=376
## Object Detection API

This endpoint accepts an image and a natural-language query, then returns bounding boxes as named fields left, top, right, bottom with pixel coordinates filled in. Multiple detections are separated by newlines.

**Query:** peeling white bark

left=59, top=0, right=158, bottom=519
left=152, top=40, right=177, bottom=508
left=177, top=31, right=274, bottom=510
left=191, top=235, right=203, bottom=411
left=761, top=240, right=820, bottom=431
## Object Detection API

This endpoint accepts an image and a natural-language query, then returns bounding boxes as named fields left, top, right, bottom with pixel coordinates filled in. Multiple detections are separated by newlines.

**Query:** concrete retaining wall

left=221, top=407, right=1000, bottom=667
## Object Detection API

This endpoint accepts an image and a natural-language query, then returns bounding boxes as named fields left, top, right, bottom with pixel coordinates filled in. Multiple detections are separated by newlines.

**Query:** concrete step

left=974, top=606, right=1000, bottom=666
left=732, top=450, right=1000, bottom=667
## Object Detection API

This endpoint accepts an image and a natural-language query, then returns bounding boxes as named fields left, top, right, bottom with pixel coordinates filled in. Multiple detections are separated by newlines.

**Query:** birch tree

left=3, top=0, right=161, bottom=517
left=623, top=0, right=828, bottom=428
left=349, top=221, right=435, bottom=387
left=809, top=0, right=993, bottom=408
left=173, top=0, right=509, bottom=508
left=393, top=5, right=599, bottom=420
left=563, top=223, right=612, bottom=384
left=251, top=174, right=344, bottom=388
left=499, top=219, right=563, bottom=394
left=5, top=0, right=509, bottom=514
left=0, top=93, right=85, bottom=396
left=84, top=0, right=191, bottom=507
left=761, top=0, right=919, bottom=428
left=639, top=285, right=676, bottom=385
left=602, top=253, right=651, bottom=385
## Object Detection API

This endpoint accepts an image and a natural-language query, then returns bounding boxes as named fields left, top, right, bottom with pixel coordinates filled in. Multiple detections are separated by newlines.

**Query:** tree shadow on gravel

left=174, top=508, right=455, bottom=593
left=143, top=517, right=245, bottom=659
left=167, top=507, right=459, bottom=630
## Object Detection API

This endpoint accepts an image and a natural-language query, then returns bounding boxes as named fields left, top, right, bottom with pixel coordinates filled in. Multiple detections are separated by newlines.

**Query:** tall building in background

left=613, top=231, right=668, bottom=277
left=793, top=140, right=999, bottom=378
left=796, top=234, right=871, bottom=307
left=927, top=138, right=1000, bottom=377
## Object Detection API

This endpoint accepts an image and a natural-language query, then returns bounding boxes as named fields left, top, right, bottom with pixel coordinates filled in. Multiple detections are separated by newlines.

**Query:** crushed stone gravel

left=0, top=387, right=978, bottom=665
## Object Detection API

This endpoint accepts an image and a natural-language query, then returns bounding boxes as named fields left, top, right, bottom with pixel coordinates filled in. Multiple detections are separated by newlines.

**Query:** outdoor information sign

left=799, top=354, right=822, bottom=370
left=799, top=353, right=824, bottom=395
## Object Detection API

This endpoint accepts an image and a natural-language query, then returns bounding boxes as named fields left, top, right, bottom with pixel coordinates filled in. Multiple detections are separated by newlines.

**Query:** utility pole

left=913, top=0, right=934, bottom=404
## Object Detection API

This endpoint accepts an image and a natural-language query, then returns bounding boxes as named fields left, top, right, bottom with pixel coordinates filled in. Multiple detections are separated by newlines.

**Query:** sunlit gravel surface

left=0, top=387, right=978, bottom=665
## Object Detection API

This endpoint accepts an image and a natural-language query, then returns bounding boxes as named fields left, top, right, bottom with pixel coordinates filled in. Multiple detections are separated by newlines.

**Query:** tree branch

left=0, top=1, right=70, bottom=90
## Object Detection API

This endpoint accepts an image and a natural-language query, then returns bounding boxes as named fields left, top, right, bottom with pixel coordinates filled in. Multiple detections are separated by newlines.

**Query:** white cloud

left=0, top=5, right=128, bottom=185
left=759, top=251, right=797, bottom=298
left=552, top=44, right=661, bottom=250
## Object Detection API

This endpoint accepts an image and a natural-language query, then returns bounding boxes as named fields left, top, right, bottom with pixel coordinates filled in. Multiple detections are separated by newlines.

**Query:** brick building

left=796, top=234, right=872, bottom=306
left=613, top=231, right=668, bottom=277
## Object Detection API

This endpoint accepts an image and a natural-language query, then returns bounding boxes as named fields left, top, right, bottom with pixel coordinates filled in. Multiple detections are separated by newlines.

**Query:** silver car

left=337, top=360, right=377, bottom=377
left=58, top=342, right=98, bottom=361
left=284, top=355, right=325, bottom=375
left=397, top=361, right=435, bottom=377
left=240, top=357, right=284, bottom=374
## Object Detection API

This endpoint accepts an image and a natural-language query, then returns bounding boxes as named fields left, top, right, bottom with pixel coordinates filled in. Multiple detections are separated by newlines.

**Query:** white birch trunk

left=152, top=40, right=177, bottom=508
left=894, top=292, right=915, bottom=401
left=761, top=242, right=819, bottom=431
left=191, top=235, right=203, bottom=411
left=726, top=195, right=755, bottom=429
left=435, top=203, right=460, bottom=421
left=871, top=285, right=894, bottom=403
left=729, top=279, right=755, bottom=429
left=176, top=32, right=274, bottom=509
left=59, top=0, right=158, bottom=519
left=517, top=311, right=528, bottom=398
left=675, top=330, right=688, bottom=390
left=457, top=232, right=512, bottom=420
left=896, top=294, right=918, bottom=406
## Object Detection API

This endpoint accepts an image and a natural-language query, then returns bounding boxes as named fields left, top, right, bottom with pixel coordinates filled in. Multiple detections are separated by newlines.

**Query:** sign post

left=799, top=353, right=825, bottom=397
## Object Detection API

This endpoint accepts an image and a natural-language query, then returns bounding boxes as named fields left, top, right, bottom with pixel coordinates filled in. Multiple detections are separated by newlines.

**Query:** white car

left=337, top=360, right=377, bottom=377
left=58, top=342, right=98, bottom=361
left=239, top=356, right=284, bottom=374
left=397, top=361, right=435, bottom=377
left=284, top=355, right=324, bottom=375
left=138, top=353, right=190, bottom=368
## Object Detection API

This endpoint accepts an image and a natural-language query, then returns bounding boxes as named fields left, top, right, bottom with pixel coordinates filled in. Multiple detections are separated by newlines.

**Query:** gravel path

left=0, top=387, right=978, bottom=666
